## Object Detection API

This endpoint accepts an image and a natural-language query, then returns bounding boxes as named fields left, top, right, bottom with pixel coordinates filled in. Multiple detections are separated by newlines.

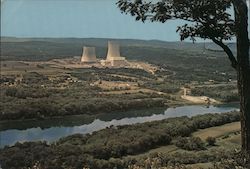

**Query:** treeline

left=173, top=136, right=206, bottom=151
left=0, top=85, right=165, bottom=120
left=72, top=67, right=156, bottom=81
left=5, top=87, right=53, bottom=99
left=0, top=111, right=240, bottom=169
left=142, top=81, right=181, bottom=94
left=126, top=149, right=248, bottom=169
left=191, top=85, right=239, bottom=102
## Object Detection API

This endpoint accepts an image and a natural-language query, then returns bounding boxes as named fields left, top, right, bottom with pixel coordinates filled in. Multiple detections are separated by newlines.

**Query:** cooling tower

left=106, top=41, right=124, bottom=61
left=103, top=41, right=128, bottom=67
left=81, top=47, right=97, bottom=63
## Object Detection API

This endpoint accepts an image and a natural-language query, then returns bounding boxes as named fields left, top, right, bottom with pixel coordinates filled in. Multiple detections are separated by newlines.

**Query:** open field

left=122, top=121, right=242, bottom=169
left=193, top=122, right=240, bottom=140
left=181, top=95, right=219, bottom=104
left=125, top=121, right=241, bottom=160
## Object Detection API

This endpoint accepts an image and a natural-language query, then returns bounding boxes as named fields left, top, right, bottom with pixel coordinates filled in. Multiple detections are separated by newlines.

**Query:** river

left=0, top=104, right=239, bottom=148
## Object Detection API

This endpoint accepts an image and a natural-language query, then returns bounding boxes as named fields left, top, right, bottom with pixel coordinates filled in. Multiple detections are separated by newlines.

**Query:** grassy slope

left=126, top=122, right=241, bottom=159
left=123, top=121, right=241, bottom=169
left=193, top=121, right=240, bottom=140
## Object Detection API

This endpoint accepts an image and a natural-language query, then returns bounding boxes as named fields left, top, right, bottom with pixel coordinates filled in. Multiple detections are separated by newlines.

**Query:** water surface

left=0, top=104, right=239, bottom=148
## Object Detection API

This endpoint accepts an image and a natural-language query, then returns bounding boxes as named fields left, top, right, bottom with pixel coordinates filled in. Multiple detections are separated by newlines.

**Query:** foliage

left=0, top=111, right=240, bottom=169
left=206, top=136, right=216, bottom=146
left=5, top=87, right=51, bottom=99
left=191, top=85, right=238, bottom=102
left=0, top=68, right=169, bottom=120
left=213, top=151, right=250, bottom=169
left=174, top=137, right=206, bottom=151
left=0, top=51, right=237, bottom=121
left=116, top=0, right=250, bottom=152
left=117, top=0, right=234, bottom=41
left=116, top=0, right=240, bottom=71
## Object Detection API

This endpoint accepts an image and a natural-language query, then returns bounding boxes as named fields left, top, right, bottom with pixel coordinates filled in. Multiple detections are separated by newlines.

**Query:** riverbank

left=0, top=100, right=237, bottom=125
left=0, top=104, right=239, bottom=148
left=0, top=111, right=241, bottom=169
left=0, top=99, right=169, bottom=122
left=0, top=94, right=169, bottom=121
left=0, top=106, right=169, bottom=131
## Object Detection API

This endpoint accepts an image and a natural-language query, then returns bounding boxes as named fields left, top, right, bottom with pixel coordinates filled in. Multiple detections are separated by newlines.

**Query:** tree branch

left=212, top=38, right=238, bottom=69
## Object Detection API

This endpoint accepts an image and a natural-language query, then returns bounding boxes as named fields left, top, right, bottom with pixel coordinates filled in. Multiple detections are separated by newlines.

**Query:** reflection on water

left=0, top=104, right=239, bottom=148
left=0, top=107, right=166, bottom=131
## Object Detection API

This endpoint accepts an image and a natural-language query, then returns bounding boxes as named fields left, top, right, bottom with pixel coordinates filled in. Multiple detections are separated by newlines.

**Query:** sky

left=1, top=0, right=250, bottom=41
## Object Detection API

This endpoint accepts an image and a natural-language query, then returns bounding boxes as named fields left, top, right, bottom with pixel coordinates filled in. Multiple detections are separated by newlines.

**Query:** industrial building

left=80, top=41, right=128, bottom=67
left=81, top=47, right=97, bottom=63
left=101, top=41, right=128, bottom=67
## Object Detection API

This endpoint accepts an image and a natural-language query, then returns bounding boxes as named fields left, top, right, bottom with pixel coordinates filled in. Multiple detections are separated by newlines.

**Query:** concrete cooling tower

left=81, top=47, right=97, bottom=63
left=106, top=41, right=123, bottom=61
left=105, top=41, right=128, bottom=67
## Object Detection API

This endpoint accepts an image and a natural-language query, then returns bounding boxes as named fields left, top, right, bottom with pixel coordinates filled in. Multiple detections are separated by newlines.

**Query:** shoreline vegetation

left=0, top=104, right=169, bottom=122
left=0, top=105, right=168, bottom=131
left=0, top=102, right=237, bottom=130
left=0, top=102, right=238, bottom=131
left=0, top=111, right=241, bottom=169
left=0, top=89, right=238, bottom=122
left=0, top=95, right=167, bottom=121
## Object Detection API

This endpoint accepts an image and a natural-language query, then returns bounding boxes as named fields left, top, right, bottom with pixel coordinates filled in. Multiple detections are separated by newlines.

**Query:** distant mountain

left=1, top=37, right=205, bottom=51
left=0, top=37, right=210, bottom=62
left=205, top=42, right=237, bottom=53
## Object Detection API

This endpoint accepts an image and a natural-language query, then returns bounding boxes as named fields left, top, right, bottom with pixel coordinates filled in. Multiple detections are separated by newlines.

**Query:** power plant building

left=103, top=41, right=128, bottom=67
left=81, top=47, right=97, bottom=63
left=80, top=41, right=128, bottom=67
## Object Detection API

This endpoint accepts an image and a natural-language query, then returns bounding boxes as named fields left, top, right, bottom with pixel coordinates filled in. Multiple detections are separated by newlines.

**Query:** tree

left=206, top=136, right=216, bottom=146
left=117, top=0, right=250, bottom=153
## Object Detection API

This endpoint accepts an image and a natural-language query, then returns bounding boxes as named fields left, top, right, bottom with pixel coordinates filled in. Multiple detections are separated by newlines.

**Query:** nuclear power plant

left=81, top=47, right=97, bottom=63
left=81, top=41, right=128, bottom=67
left=106, top=41, right=125, bottom=60
left=103, top=41, right=128, bottom=67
